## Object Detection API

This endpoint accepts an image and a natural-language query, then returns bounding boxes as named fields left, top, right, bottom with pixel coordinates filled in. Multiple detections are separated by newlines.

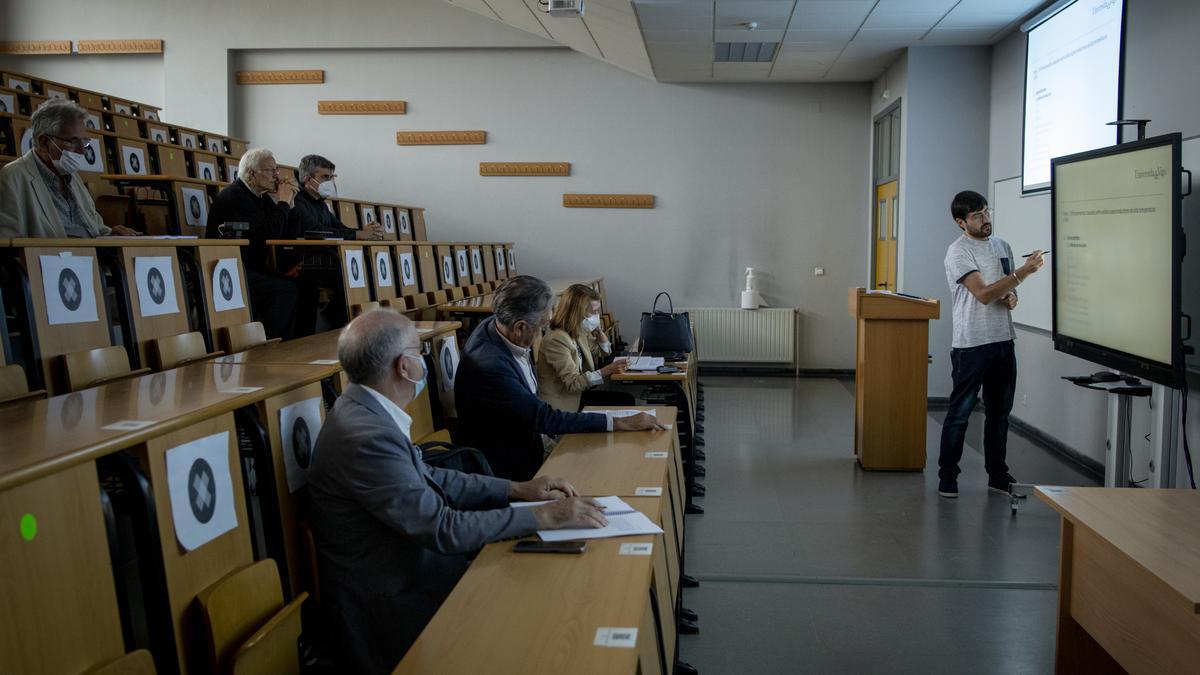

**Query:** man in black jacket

left=453, top=275, right=663, bottom=480
left=287, top=154, right=384, bottom=241
left=205, top=148, right=317, bottom=339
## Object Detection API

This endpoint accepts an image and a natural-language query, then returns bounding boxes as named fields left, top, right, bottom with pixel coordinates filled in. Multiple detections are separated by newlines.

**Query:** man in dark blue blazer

left=454, top=275, right=662, bottom=480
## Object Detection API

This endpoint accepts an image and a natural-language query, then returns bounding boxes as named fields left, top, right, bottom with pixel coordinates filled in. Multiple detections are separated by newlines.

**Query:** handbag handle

left=652, top=291, right=674, bottom=315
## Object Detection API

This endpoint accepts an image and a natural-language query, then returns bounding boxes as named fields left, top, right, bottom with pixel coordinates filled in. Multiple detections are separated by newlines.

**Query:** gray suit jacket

left=0, top=151, right=110, bottom=238
left=308, top=384, right=538, bottom=674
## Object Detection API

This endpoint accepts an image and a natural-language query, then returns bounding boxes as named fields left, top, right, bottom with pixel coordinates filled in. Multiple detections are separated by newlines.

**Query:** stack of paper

left=626, top=356, right=664, bottom=371
left=512, top=496, right=664, bottom=542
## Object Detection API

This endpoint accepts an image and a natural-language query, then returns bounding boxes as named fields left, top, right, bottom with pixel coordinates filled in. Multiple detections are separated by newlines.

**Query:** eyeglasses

left=405, top=342, right=432, bottom=357
left=967, top=207, right=993, bottom=221
left=52, top=135, right=91, bottom=152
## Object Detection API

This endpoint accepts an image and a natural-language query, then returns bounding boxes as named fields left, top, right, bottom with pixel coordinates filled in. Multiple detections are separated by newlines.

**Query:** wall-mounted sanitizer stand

left=1105, top=383, right=1179, bottom=488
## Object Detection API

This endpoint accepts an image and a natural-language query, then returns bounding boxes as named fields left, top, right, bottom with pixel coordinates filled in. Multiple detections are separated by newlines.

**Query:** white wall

left=0, top=54, right=164, bottom=108
left=233, top=48, right=871, bottom=368
left=987, top=0, right=1200, bottom=478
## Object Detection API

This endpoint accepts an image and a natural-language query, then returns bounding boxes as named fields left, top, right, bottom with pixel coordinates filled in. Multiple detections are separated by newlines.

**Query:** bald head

left=337, top=309, right=418, bottom=387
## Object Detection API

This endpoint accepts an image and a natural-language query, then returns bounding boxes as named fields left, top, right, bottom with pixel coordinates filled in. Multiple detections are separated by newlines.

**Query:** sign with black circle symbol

left=181, top=187, right=208, bottom=227
left=400, top=252, right=415, bottom=287
left=86, top=116, right=98, bottom=129
left=471, top=249, right=482, bottom=275
left=362, top=208, right=375, bottom=225
left=203, top=167, right=212, bottom=180
left=211, top=141, right=220, bottom=153
left=376, top=251, right=392, bottom=288
left=40, top=254, right=99, bottom=325
left=442, top=257, right=454, bottom=285
left=435, top=337, right=459, bottom=416
left=10, top=79, right=29, bottom=91
left=135, top=256, right=179, bottom=317
left=399, top=212, right=411, bottom=234
left=166, top=431, right=238, bottom=551
left=128, top=152, right=141, bottom=173
left=344, top=249, right=367, bottom=289
left=456, top=251, right=469, bottom=278
left=280, top=398, right=323, bottom=492
left=189, top=196, right=202, bottom=221
left=83, top=144, right=97, bottom=167
left=495, top=248, right=506, bottom=271
left=508, top=249, right=516, bottom=270
left=212, top=258, right=245, bottom=312
left=0, top=95, right=9, bottom=113
left=123, top=146, right=146, bottom=175
left=154, top=132, right=164, bottom=142
left=198, top=162, right=217, bottom=182
left=149, top=372, right=167, bottom=405
left=384, top=212, right=395, bottom=232
left=185, top=138, right=193, bottom=148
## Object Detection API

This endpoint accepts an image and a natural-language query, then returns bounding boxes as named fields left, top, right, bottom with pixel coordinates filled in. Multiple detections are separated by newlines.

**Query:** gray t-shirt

left=944, top=234, right=1016, bottom=349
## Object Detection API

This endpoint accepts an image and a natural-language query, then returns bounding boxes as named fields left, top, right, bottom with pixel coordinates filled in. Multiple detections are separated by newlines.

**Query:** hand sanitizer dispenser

left=741, top=267, right=766, bottom=309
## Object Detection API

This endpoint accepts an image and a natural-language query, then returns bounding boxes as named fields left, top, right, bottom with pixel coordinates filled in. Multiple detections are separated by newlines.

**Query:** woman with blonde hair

left=536, top=283, right=633, bottom=412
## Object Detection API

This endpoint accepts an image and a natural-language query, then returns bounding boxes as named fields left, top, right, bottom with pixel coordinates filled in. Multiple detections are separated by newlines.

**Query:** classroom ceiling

left=442, top=0, right=1048, bottom=82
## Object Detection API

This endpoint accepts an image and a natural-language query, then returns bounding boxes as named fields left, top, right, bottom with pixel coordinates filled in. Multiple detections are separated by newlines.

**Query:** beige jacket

left=536, top=328, right=605, bottom=412
left=0, top=151, right=110, bottom=238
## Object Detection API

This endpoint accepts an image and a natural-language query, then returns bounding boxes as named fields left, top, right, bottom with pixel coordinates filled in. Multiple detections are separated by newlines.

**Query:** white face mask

left=403, top=354, right=427, bottom=398
left=582, top=314, right=601, bottom=332
left=317, top=179, right=337, bottom=199
left=51, top=140, right=85, bottom=175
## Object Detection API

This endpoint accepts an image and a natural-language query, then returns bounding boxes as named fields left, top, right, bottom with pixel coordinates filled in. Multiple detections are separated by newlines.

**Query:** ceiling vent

left=714, top=42, right=778, bottom=63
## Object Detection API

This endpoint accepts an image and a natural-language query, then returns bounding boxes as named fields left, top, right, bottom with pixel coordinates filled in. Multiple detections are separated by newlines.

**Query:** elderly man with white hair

left=206, top=147, right=318, bottom=339
left=0, top=98, right=139, bottom=237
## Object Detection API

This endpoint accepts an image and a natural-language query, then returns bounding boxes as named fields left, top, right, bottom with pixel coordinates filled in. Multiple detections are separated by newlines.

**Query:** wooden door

left=873, top=180, right=898, bottom=291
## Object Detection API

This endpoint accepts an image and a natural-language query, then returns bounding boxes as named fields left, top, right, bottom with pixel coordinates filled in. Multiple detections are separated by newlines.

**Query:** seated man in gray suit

left=308, top=308, right=607, bottom=674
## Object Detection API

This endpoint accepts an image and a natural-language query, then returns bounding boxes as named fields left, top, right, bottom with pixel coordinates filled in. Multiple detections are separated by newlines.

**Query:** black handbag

left=419, top=440, right=494, bottom=476
left=639, top=292, right=693, bottom=353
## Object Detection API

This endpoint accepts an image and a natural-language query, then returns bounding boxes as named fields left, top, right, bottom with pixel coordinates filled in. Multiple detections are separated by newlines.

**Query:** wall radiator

left=681, top=308, right=796, bottom=364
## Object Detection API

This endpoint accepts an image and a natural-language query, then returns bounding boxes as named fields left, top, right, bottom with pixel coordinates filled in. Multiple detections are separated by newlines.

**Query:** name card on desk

left=634, top=487, right=662, bottom=496
left=619, top=542, right=653, bottom=556
left=644, top=451, right=668, bottom=459
left=594, top=627, right=638, bottom=648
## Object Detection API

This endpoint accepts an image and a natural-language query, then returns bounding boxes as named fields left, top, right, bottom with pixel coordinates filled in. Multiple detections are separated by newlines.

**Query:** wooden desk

left=0, top=362, right=329, bottom=491
left=538, top=407, right=679, bottom=498
left=267, top=240, right=371, bottom=323
left=1037, top=487, right=1200, bottom=674
left=395, top=497, right=664, bottom=675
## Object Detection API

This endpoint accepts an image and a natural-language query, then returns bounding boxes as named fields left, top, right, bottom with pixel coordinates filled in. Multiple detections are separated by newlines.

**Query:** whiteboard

left=992, top=135, right=1200, bottom=343
left=991, top=177, right=1052, bottom=330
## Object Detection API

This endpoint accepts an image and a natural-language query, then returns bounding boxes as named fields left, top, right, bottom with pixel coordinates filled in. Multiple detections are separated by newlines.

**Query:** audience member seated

left=287, top=154, right=384, bottom=241
left=0, top=99, right=138, bottom=237
left=308, top=309, right=607, bottom=674
left=454, top=275, right=662, bottom=480
left=537, top=283, right=633, bottom=412
left=205, top=148, right=318, bottom=339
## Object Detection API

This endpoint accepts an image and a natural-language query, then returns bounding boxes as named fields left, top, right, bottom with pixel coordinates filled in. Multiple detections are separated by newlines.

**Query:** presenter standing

left=938, top=190, right=1044, bottom=498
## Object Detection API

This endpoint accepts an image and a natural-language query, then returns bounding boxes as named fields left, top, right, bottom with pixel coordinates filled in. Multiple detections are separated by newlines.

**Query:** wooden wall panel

left=563, top=194, right=655, bottom=209
left=235, top=70, right=324, bottom=85
left=396, top=131, right=486, bottom=146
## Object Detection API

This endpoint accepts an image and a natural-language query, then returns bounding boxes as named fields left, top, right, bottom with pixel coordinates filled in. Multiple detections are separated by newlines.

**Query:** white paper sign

left=360, top=206, right=377, bottom=226
left=134, top=256, right=180, bottom=317
left=84, top=113, right=101, bottom=131
left=138, top=369, right=177, bottom=417
left=7, top=77, right=30, bottom=91
left=197, top=161, right=218, bottom=182
left=102, top=419, right=155, bottom=431
left=211, top=258, right=245, bottom=312
left=279, top=397, right=323, bottom=493
left=619, top=542, right=653, bottom=556
left=398, top=211, right=411, bottom=234
left=456, top=250, right=469, bottom=278
left=634, top=487, right=662, bottom=496
left=508, top=249, right=516, bottom=271
left=375, top=251, right=393, bottom=288
left=45, top=88, right=68, bottom=100
left=437, top=336, right=459, bottom=395
left=181, top=187, right=208, bottom=228
left=399, top=252, right=416, bottom=287
left=344, top=249, right=367, bottom=289
left=644, top=451, right=668, bottom=459
left=122, top=145, right=147, bottom=175
left=149, top=127, right=168, bottom=143
left=40, top=254, right=99, bottom=325
left=594, top=628, right=638, bottom=648
left=495, top=248, right=507, bottom=271
left=80, top=137, right=105, bottom=173
left=180, top=132, right=197, bottom=149
left=166, top=431, right=238, bottom=551
left=143, top=110, right=159, bottom=121
left=0, top=94, right=14, bottom=114
left=471, top=249, right=483, bottom=275
left=114, top=102, right=132, bottom=115
left=383, top=210, right=395, bottom=233
left=209, top=139, right=222, bottom=153
left=441, top=256, right=454, bottom=286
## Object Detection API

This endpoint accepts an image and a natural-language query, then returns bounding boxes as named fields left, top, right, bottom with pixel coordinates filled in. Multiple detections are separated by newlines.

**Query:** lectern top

left=849, top=287, right=941, bottom=320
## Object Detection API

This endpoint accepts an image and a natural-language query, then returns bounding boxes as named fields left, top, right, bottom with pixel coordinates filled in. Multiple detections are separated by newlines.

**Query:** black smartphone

left=513, top=540, right=587, bottom=554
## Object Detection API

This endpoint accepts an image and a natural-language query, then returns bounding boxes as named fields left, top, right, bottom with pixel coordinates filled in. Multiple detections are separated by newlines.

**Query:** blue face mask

left=403, top=354, right=427, bottom=398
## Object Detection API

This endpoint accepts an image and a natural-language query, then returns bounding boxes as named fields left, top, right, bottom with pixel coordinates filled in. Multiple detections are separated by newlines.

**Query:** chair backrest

left=0, top=363, right=30, bottom=399
left=231, top=593, right=306, bottom=675
left=351, top=301, right=381, bottom=318
left=219, top=322, right=269, bottom=354
left=152, top=331, right=218, bottom=370
left=62, top=345, right=133, bottom=391
left=85, top=649, right=157, bottom=674
left=197, top=560, right=286, bottom=674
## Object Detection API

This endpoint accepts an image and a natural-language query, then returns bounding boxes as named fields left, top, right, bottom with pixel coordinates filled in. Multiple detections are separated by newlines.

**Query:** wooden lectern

left=848, top=288, right=941, bottom=470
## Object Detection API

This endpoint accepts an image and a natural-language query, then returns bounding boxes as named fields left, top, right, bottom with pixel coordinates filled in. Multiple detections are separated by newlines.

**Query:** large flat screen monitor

left=1051, top=133, right=1183, bottom=387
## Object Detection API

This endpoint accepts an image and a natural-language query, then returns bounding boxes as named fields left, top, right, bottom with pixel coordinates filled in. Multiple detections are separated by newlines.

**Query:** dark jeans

left=938, top=339, right=1016, bottom=481
left=247, top=269, right=319, bottom=340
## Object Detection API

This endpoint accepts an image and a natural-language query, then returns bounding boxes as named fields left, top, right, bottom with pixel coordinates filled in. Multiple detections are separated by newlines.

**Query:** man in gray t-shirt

left=937, top=190, right=1044, bottom=499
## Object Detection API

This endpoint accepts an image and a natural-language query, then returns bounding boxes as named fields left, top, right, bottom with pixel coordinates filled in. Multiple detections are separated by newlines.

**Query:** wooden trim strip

left=480, top=162, right=570, bottom=176
left=235, top=69, right=325, bottom=85
left=75, top=39, right=163, bottom=54
left=396, top=131, right=486, bottom=146
left=0, top=41, right=72, bottom=55
left=318, top=100, right=407, bottom=115
left=563, top=194, right=656, bottom=209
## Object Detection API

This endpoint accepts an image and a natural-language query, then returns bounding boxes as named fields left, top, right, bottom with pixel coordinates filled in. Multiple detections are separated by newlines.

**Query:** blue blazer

left=453, top=316, right=607, bottom=480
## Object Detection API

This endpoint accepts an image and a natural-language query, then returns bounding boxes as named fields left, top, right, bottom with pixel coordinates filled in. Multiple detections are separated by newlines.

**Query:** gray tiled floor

left=678, top=376, right=1098, bottom=673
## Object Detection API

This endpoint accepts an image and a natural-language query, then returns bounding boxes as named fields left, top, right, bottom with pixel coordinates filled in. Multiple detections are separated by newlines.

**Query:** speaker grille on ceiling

left=714, top=42, right=778, bottom=63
